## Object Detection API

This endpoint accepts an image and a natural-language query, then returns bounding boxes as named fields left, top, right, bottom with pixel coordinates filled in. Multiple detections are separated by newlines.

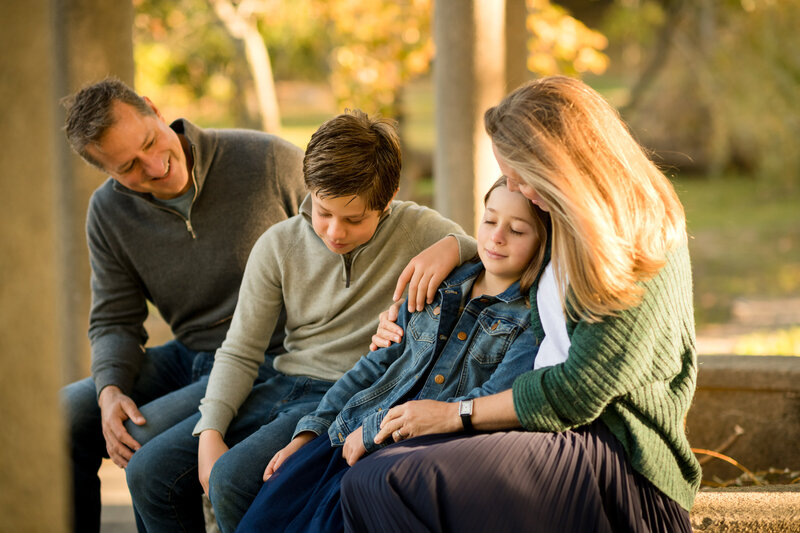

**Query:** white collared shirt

left=533, top=262, right=571, bottom=370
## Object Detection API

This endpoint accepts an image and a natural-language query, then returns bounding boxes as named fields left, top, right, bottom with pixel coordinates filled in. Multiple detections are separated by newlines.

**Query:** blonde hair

left=483, top=176, right=549, bottom=300
left=484, top=76, right=687, bottom=322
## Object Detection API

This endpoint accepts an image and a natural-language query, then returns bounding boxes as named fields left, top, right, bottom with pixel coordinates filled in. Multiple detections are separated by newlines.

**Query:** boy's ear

left=385, top=188, right=399, bottom=210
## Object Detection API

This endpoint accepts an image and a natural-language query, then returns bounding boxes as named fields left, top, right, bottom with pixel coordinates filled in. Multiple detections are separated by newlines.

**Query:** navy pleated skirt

left=236, top=434, right=349, bottom=533
left=340, top=420, right=692, bottom=533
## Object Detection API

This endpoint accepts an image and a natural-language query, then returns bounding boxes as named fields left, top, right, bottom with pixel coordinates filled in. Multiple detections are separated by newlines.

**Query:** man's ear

left=142, top=96, right=165, bottom=121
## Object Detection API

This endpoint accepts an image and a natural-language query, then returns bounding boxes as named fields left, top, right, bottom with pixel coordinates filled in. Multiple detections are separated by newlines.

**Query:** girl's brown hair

left=485, top=76, right=687, bottom=322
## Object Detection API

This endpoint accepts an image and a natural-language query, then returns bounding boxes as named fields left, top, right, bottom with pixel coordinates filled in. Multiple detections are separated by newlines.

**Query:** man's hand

left=369, top=302, right=404, bottom=351
left=342, top=426, right=367, bottom=466
left=98, top=385, right=146, bottom=468
left=263, top=432, right=315, bottom=481
left=198, top=430, right=229, bottom=496
left=393, top=236, right=461, bottom=313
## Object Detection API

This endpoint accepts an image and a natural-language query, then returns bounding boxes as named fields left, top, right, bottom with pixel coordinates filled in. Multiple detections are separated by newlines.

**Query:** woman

left=340, top=76, right=701, bottom=533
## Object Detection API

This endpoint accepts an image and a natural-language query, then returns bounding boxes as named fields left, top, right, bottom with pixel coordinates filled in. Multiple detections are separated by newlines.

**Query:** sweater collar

left=111, top=118, right=212, bottom=200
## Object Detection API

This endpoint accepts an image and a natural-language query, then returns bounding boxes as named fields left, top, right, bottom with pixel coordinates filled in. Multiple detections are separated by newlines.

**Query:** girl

left=235, top=178, right=547, bottom=532
left=343, top=76, right=701, bottom=533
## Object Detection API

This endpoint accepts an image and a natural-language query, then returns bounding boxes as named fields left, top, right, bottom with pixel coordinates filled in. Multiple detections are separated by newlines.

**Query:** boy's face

left=310, top=192, right=385, bottom=255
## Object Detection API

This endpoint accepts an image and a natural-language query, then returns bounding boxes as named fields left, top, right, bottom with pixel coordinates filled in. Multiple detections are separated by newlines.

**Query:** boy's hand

left=198, top=430, right=228, bottom=496
left=263, top=432, right=315, bottom=481
left=98, top=385, right=145, bottom=468
left=369, top=302, right=404, bottom=351
left=394, top=236, right=460, bottom=313
left=342, top=427, right=367, bottom=466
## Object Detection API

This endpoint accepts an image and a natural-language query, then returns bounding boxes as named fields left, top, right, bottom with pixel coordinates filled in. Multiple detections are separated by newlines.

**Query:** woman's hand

left=369, top=302, right=404, bottom=351
left=374, top=400, right=462, bottom=444
left=198, top=430, right=229, bottom=496
left=393, top=236, right=461, bottom=313
left=263, top=432, right=315, bottom=481
left=342, top=426, right=368, bottom=466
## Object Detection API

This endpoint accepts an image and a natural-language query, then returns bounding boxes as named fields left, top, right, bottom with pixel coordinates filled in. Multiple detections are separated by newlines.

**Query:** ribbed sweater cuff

left=512, top=371, right=564, bottom=432
left=192, top=403, right=235, bottom=437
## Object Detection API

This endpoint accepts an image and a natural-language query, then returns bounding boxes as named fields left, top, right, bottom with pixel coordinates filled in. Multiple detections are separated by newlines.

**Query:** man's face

left=86, top=100, right=191, bottom=200
left=310, top=192, right=385, bottom=255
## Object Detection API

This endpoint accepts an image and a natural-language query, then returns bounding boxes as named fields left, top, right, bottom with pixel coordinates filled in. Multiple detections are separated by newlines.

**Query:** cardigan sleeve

left=512, top=244, right=694, bottom=432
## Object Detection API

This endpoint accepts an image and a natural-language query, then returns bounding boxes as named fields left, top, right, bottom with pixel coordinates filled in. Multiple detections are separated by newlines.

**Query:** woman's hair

left=483, top=176, right=549, bottom=300
left=484, top=76, right=687, bottom=322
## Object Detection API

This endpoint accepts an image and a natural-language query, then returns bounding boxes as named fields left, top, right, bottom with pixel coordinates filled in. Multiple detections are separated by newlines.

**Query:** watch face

left=459, top=400, right=472, bottom=415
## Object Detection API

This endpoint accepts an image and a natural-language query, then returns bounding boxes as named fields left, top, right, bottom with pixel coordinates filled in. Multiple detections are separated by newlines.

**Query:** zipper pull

left=185, top=219, right=197, bottom=239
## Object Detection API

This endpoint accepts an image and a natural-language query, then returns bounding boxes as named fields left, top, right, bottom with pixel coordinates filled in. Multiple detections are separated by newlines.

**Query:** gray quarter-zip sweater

left=193, top=195, right=477, bottom=436
left=86, top=119, right=306, bottom=396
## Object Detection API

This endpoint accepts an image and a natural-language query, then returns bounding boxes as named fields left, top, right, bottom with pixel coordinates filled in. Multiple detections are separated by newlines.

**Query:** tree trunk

left=210, top=0, right=281, bottom=133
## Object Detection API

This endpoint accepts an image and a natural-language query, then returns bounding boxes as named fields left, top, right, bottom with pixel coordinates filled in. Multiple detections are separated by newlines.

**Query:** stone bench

left=687, top=355, right=800, bottom=532
left=690, top=485, right=800, bottom=532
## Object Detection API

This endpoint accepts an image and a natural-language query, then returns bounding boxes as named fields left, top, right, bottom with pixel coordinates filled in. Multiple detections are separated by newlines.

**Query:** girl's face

left=478, top=185, right=540, bottom=285
left=492, top=143, right=549, bottom=212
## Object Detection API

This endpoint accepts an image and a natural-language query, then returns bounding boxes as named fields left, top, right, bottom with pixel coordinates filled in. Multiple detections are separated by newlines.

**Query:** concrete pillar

left=434, top=0, right=507, bottom=235
left=0, top=1, right=67, bottom=530
left=505, top=0, right=529, bottom=93
left=53, top=0, right=135, bottom=383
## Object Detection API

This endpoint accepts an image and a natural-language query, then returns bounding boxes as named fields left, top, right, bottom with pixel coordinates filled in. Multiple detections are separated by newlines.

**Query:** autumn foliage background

left=133, top=0, right=800, bottom=352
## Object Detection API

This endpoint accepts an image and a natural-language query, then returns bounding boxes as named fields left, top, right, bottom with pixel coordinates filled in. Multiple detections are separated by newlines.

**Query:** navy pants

left=236, top=434, right=348, bottom=533
left=341, top=421, right=692, bottom=533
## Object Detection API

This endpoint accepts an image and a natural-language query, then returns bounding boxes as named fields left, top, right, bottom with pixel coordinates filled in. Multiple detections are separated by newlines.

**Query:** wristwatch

left=458, top=399, right=474, bottom=432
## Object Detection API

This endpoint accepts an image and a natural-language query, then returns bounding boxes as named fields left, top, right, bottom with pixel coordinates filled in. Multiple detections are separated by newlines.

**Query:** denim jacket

left=294, top=261, right=537, bottom=453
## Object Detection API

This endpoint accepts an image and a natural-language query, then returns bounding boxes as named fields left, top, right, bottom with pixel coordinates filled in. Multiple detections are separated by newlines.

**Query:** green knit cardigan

left=512, top=240, right=702, bottom=510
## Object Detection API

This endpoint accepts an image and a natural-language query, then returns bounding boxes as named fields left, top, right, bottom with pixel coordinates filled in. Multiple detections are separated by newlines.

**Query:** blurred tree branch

left=209, top=0, right=281, bottom=133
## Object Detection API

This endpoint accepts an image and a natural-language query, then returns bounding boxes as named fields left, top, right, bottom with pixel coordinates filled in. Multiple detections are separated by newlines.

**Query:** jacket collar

left=441, top=261, right=524, bottom=304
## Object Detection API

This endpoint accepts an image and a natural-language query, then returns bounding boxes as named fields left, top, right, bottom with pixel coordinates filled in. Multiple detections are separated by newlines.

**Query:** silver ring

left=393, top=430, right=405, bottom=440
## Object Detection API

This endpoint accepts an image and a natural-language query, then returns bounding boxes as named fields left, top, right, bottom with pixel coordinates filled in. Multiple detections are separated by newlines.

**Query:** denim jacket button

left=433, top=306, right=441, bottom=315
left=439, top=335, right=447, bottom=341
left=457, top=331, right=467, bottom=341
left=491, top=322, right=499, bottom=331
left=434, top=374, right=445, bottom=384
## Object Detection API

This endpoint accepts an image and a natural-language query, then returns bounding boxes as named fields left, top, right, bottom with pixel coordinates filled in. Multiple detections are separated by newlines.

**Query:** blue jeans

left=61, top=340, right=216, bottom=533
left=126, top=373, right=334, bottom=533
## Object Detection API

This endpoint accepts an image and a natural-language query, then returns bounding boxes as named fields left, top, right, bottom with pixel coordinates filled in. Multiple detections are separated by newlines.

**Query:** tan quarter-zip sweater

left=193, top=194, right=476, bottom=436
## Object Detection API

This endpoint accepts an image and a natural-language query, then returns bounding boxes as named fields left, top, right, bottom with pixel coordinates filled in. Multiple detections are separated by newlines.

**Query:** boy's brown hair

left=303, top=109, right=401, bottom=211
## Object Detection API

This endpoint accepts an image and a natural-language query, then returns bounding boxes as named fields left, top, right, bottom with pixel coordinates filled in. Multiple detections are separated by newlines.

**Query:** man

left=60, top=77, right=306, bottom=533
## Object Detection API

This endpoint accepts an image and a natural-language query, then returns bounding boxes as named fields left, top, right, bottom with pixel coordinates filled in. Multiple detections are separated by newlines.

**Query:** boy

left=126, top=109, right=476, bottom=533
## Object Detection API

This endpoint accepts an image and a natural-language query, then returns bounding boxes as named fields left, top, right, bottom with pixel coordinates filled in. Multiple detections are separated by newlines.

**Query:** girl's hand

left=263, top=432, right=316, bottom=481
left=342, top=427, right=367, bottom=466
left=394, top=236, right=460, bottom=313
left=369, top=302, right=404, bottom=351
left=374, top=400, right=462, bottom=444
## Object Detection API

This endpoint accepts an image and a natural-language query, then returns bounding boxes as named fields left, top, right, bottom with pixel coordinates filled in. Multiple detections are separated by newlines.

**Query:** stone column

left=53, top=0, right=135, bottom=383
left=505, top=0, right=529, bottom=93
left=434, top=0, right=507, bottom=235
left=0, top=1, right=67, bottom=530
